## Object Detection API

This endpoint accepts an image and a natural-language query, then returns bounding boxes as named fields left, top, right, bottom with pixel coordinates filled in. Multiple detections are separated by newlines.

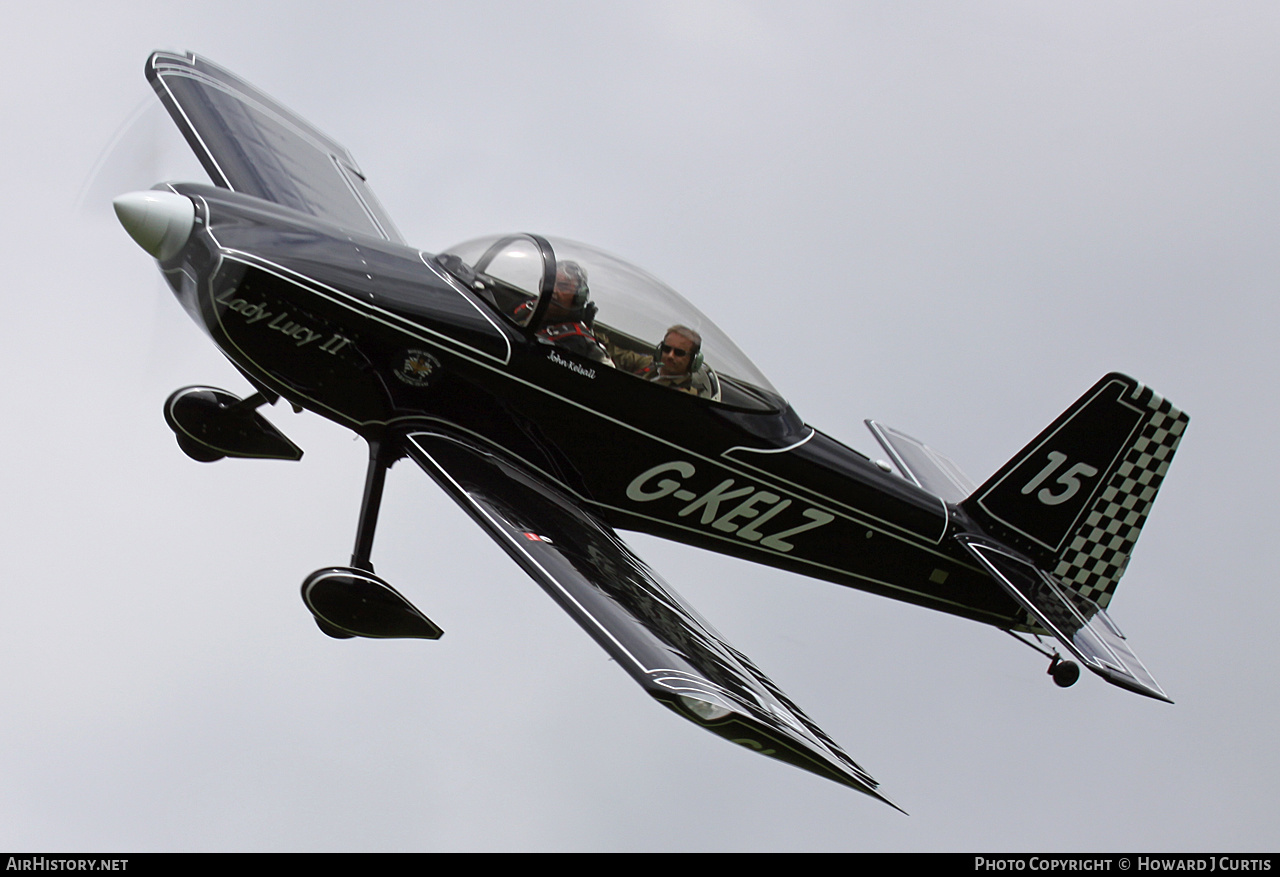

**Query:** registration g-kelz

left=626, top=461, right=834, bottom=553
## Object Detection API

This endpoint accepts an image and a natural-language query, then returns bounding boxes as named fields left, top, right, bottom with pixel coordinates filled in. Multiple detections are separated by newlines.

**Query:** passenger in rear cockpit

left=608, top=325, right=714, bottom=397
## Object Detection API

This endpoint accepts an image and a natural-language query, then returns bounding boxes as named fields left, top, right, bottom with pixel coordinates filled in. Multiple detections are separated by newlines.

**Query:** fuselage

left=162, top=182, right=1020, bottom=628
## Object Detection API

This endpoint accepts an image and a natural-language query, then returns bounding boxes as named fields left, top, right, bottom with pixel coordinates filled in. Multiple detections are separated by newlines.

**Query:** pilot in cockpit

left=514, top=260, right=613, bottom=364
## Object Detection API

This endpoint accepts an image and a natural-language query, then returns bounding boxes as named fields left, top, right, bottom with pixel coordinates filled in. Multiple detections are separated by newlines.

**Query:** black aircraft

left=115, top=52, right=1188, bottom=810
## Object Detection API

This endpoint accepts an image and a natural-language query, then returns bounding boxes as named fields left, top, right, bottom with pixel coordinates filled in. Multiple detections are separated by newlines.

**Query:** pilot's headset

left=656, top=325, right=704, bottom=372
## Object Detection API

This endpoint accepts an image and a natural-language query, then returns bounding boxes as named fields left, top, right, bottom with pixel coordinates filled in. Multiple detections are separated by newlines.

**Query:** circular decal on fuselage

left=394, top=350, right=441, bottom=387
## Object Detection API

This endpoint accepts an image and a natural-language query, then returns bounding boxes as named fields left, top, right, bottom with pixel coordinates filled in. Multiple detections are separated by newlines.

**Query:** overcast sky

left=2, top=0, right=1276, bottom=852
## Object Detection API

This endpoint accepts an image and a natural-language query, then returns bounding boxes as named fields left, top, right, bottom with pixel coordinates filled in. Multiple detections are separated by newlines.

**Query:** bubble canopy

left=437, top=234, right=784, bottom=412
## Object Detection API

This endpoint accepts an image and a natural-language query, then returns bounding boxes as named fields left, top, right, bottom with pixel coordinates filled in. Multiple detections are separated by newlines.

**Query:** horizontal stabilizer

left=866, top=420, right=977, bottom=504
left=958, top=536, right=1170, bottom=701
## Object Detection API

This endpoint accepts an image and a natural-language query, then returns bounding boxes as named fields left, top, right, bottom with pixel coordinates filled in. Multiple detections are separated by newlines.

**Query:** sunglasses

left=660, top=343, right=691, bottom=358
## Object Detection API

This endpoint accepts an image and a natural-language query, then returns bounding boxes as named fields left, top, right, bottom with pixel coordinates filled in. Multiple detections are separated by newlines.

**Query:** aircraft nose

left=113, top=190, right=195, bottom=261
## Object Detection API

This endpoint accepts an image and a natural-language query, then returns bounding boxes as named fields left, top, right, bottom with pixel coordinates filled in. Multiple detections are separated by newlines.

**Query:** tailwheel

left=1008, top=630, right=1081, bottom=690
left=1049, top=655, right=1080, bottom=688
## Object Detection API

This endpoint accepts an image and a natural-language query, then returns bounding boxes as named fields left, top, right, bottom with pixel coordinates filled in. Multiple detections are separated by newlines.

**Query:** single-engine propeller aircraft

left=115, top=52, right=1188, bottom=810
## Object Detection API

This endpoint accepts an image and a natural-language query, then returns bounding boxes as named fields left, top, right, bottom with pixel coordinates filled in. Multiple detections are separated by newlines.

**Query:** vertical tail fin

left=961, top=373, right=1188, bottom=609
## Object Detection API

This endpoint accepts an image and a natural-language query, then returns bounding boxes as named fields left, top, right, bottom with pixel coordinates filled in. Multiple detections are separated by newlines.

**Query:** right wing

left=146, top=51, right=403, bottom=243
left=405, top=428, right=900, bottom=810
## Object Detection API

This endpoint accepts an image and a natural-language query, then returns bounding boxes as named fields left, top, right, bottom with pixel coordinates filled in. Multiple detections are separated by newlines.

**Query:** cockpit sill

left=709, top=398, right=808, bottom=444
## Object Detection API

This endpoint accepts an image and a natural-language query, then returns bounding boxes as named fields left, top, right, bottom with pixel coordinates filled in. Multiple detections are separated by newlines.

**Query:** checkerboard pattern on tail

left=1051, top=389, right=1188, bottom=609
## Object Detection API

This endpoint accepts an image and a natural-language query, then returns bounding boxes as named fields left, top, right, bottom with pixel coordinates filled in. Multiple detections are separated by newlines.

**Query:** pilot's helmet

left=554, top=260, right=590, bottom=309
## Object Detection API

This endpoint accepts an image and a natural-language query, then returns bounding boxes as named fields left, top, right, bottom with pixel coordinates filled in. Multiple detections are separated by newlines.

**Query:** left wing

left=405, top=428, right=900, bottom=809
left=146, top=51, right=403, bottom=243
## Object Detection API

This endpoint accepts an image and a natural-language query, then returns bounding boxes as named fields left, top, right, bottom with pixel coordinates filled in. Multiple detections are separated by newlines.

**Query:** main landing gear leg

left=300, top=436, right=443, bottom=641
left=350, top=438, right=392, bottom=574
